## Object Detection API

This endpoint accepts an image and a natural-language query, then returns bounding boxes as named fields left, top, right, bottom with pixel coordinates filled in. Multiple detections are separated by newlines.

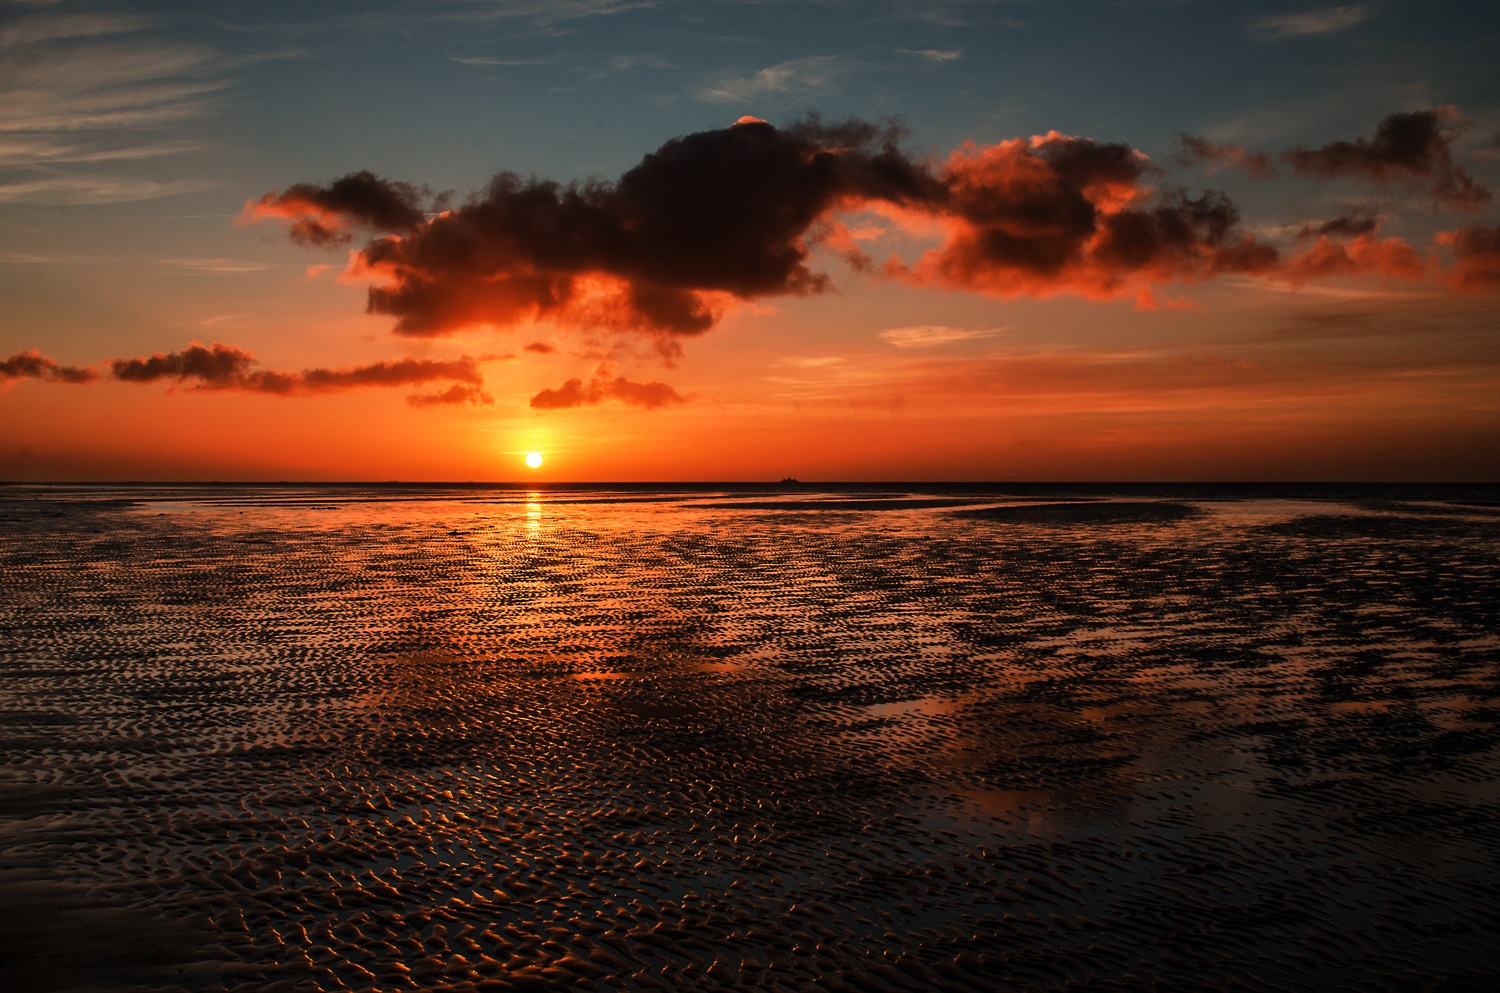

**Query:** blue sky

left=9, top=2, right=1497, bottom=209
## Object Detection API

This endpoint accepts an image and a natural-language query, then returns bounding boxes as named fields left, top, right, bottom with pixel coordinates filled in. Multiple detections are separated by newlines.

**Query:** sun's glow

left=525, top=452, right=544, bottom=468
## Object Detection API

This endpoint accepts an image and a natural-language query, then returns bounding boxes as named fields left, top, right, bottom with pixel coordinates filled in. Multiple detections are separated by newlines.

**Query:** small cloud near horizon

left=878, top=325, right=1008, bottom=348
left=899, top=49, right=962, bottom=62
left=104, top=341, right=494, bottom=406
left=700, top=56, right=842, bottom=103
left=530, top=367, right=685, bottom=410
left=1247, top=5, right=1369, bottom=40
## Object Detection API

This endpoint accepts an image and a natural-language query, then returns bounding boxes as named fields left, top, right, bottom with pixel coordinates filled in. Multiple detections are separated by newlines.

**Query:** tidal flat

left=2, top=483, right=1498, bottom=992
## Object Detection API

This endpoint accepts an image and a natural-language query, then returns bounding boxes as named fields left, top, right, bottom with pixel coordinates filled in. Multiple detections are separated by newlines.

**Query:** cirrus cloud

left=1247, top=5, right=1369, bottom=40
left=878, top=325, right=1007, bottom=348
left=698, top=56, right=844, bottom=103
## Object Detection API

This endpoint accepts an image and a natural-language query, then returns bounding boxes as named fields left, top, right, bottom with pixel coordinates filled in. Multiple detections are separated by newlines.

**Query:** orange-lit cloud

left=530, top=366, right=685, bottom=410
left=1437, top=224, right=1500, bottom=292
left=1284, top=233, right=1427, bottom=284
left=1, top=349, right=98, bottom=384
left=891, top=133, right=1281, bottom=302
left=109, top=341, right=493, bottom=405
left=248, top=119, right=1279, bottom=334
left=310, top=118, right=938, bottom=341
left=240, top=170, right=429, bottom=247
left=242, top=111, right=1499, bottom=359
left=405, top=384, right=492, bottom=408
left=877, top=324, right=1007, bottom=348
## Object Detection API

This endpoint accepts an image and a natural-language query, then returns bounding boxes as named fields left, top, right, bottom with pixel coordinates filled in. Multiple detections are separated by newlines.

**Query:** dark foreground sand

left=2, top=485, right=1498, bottom=992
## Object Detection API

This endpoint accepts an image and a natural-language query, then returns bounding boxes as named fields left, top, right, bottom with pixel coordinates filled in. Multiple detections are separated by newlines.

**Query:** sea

left=2, top=482, right=1498, bottom=991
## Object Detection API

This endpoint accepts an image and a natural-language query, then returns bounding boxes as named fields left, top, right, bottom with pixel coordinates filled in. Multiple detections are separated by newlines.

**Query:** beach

left=2, top=484, right=1498, bottom=991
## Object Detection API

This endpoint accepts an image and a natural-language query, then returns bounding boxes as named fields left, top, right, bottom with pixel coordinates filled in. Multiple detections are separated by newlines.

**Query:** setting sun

left=525, top=452, right=544, bottom=469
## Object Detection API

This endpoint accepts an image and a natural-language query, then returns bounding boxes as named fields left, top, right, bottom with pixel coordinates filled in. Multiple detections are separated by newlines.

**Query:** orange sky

left=8, top=277, right=1497, bottom=481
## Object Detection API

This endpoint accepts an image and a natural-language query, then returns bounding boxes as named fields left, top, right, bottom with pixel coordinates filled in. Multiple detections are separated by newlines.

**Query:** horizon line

left=4, top=480, right=1498, bottom=489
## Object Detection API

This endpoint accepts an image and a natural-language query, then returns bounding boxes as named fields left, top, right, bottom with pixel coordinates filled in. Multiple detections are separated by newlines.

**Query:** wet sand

left=2, top=484, right=1498, bottom=991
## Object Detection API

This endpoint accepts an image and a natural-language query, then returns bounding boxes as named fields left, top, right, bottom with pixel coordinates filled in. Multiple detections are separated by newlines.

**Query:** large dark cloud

left=1, top=349, right=98, bottom=384
left=1283, top=108, right=1491, bottom=210
left=109, top=342, right=492, bottom=405
left=246, top=118, right=1288, bottom=334
left=244, top=111, right=1497, bottom=351
left=333, top=118, right=945, bottom=340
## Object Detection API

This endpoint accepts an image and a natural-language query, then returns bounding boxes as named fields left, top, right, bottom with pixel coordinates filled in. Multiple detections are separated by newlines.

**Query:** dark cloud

left=109, top=341, right=492, bottom=405
left=530, top=368, right=685, bottom=410
left=523, top=341, right=556, bottom=354
left=1283, top=108, right=1492, bottom=210
left=330, top=118, right=944, bottom=340
left=244, top=112, right=1492, bottom=349
left=111, top=341, right=258, bottom=386
left=299, top=356, right=484, bottom=390
left=900, top=137, right=1280, bottom=302
left=241, top=170, right=429, bottom=247
left=407, top=384, right=493, bottom=407
left=256, top=118, right=1262, bottom=335
left=1097, top=190, right=1278, bottom=276
left=1, top=349, right=98, bottom=384
left=1175, top=134, right=1275, bottom=177
left=1438, top=224, right=1500, bottom=291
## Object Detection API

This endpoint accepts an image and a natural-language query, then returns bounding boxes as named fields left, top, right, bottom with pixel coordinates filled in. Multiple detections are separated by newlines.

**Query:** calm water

left=2, top=484, right=1498, bottom=992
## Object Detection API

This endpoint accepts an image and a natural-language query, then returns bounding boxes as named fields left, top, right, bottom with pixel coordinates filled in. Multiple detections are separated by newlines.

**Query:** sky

left=3, top=0, right=1499, bottom=482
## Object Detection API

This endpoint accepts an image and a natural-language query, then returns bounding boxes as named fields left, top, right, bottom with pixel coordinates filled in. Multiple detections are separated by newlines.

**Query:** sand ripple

left=2, top=486, right=1498, bottom=991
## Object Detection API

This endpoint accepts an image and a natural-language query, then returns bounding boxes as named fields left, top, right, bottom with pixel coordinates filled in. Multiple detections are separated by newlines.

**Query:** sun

left=524, top=452, right=544, bottom=469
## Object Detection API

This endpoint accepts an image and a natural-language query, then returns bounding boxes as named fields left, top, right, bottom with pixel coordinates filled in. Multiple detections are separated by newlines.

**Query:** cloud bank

left=1179, top=109, right=1490, bottom=211
left=246, top=117, right=944, bottom=343
left=243, top=118, right=1295, bottom=336
left=108, top=342, right=494, bottom=405
left=1283, top=108, right=1490, bottom=210
left=234, top=109, right=1498, bottom=411
left=1, top=348, right=98, bottom=383
left=1439, top=224, right=1500, bottom=292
